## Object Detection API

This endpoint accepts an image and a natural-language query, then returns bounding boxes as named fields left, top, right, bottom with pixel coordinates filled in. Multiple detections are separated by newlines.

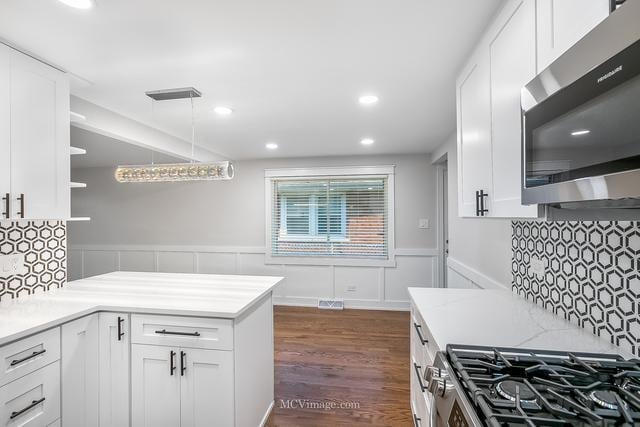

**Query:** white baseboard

left=273, top=296, right=410, bottom=311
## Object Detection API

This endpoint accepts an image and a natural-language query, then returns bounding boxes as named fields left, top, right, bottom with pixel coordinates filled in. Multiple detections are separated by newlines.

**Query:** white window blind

left=270, top=177, right=389, bottom=259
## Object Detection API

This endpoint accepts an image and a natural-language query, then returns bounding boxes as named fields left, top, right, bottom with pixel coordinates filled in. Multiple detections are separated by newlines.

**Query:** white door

left=9, top=49, right=69, bottom=220
left=456, top=51, right=493, bottom=217
left=99, top=313, right=130, bottom=427
left=0, top=44, right=10, bottom=218
left=179, top=348, right=234, bottom=427
left=131, top=345, right=180, bottom=427
left=489, top=0, right=538, bottom=218
left=537, top=0, right=609, bottom=71
left=61, top=315, right=99, bottom=427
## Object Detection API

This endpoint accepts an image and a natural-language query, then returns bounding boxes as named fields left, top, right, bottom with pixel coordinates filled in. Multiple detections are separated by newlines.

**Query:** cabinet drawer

left=0, top=328, right=60, bottom=387
left=411, top=307, right=437, bottom=367
left=131, top=315, right=233, bottom=350
left=0, top=361, right=60, bottom=427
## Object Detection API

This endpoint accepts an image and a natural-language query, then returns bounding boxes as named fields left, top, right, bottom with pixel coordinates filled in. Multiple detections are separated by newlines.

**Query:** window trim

left=264, top=165, right=396, bottom=267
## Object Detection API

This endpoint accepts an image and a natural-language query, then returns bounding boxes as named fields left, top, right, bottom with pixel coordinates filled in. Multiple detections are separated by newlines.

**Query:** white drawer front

left=0, top=329, right=60, bottom=387
left=131, top=315, right=233, bottom=350
left=411, top=306, right=437, bottom=367
left=0, top=361, right=60, bottom=427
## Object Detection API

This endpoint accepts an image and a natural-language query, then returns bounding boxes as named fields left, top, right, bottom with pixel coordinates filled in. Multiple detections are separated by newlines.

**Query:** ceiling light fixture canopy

left=117, top=87, right=235, bottom=183
left=58, top=0, right=94, bottom=9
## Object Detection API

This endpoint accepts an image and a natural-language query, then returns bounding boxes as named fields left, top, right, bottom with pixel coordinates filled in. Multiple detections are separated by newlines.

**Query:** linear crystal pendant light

left=115, top=87, right=235, bottom=183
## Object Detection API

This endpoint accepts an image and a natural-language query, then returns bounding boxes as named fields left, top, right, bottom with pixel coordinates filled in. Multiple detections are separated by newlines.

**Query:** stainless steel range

left=424, top=345, right=640, bottom=426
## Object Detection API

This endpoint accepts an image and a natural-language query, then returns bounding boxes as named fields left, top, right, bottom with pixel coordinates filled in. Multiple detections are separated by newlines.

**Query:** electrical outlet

left=419, top=218, right=429, bottom=229
left=529, top=256, right=545, bottom=278
left=0, top=254, right=27, bottom=278
left=346, top=285, right=357, bottom=292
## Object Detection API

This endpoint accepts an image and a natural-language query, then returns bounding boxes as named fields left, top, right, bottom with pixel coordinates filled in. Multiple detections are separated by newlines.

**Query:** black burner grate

left=446, top=344, right=640, bottom=426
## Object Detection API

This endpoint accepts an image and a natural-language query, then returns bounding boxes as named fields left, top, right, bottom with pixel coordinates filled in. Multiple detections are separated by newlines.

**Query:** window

left=265, top=166, right=395, bottom=266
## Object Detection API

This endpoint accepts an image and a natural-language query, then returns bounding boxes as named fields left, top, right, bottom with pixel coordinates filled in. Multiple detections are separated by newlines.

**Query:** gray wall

left=69, top=154, right=436, bottom=248
left=434, top=133, right=512, bottom=288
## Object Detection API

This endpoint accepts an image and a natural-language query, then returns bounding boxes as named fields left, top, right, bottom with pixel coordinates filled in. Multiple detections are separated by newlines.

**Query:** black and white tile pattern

left=512, top=221, right=640, bottom=357
left=0, top=221, right=66, bottom=301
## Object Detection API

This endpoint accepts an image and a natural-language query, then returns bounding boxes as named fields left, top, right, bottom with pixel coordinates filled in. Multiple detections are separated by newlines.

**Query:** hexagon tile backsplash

left=512, top=220, right=640, bottom=357
left=0, top=221, right=66, bottom=301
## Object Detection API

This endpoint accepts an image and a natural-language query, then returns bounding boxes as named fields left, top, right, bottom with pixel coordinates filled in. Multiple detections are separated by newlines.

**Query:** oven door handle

left=413, top=363, right=427, bottom=392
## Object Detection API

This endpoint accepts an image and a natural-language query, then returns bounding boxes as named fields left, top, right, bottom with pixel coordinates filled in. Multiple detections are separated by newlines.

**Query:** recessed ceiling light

left=358, top=95, right=379, bottom=105
left=58, top=0, right=94, bottom=9
left=571, top=129, right=590, bottom=136
left=361, top=138, right=375, bottom=145
left=213, top=106, right=233, bottom=116
left=266, top=142, right=278, bottom=150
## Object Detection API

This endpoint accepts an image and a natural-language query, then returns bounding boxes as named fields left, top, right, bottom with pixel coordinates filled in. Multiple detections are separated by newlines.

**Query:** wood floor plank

left=267, top=306, right=412, bottom=427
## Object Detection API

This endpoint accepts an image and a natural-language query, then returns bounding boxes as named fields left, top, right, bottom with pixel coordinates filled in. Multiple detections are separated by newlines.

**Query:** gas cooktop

left=446, top=344, right=640, bottom=426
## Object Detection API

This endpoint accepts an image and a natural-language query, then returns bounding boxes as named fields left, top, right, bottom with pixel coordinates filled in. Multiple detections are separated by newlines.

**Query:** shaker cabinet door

left=131, top=344, right=181, bottom=427
left=9, top=49, right=69, bottom=220
left=489, top=0, right=538, bottom=218
left=99, top=313, right=131, bottom=427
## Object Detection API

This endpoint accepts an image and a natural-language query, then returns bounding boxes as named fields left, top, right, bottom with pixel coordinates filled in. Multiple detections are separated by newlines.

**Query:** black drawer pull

left=413, top=323, right=428, bottom=345
left=413, top=363, right=427, bottom=392
left=170, top=350, right=176, bottom=376
left=10, top=397, right=45, bottom=420
left=117, top=316, right=125, bottom=341
left=413, top=413, right=422, bottom=427
left=155, top=329, right=200, bottom=337
left=10, top=349, right=46, bottom=366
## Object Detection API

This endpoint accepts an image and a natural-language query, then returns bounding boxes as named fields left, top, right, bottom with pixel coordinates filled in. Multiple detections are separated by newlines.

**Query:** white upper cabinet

left=9, top=47, right=70, bottom=220
left=456, top=0, right=611, bottom=218
left=0, top=45, right=10, bottom=219
left=536, top=0, right=610, bottom=72
left=456, top=51, right=493, bottom=217
left=489, top=0, right=538, bottom=218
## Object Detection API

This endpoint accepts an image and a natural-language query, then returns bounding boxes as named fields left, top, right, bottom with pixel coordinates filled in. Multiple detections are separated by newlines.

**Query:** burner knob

left=428, top=377, right=446, bottom=397
left=423, top=366, right=440, bottom=384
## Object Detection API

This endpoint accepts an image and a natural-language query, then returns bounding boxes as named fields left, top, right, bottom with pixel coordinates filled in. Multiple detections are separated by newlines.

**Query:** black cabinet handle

left=478, top=189, right=489, bottom=216
left=10, top=397, right=45, bottom=420
left=180, top=351, right=186, bottom=376
left=10, top=349, right=46, bottom=366
left=117, top=316, right=125, bottom=341
left=1, top=193, right=8, bottom=219
left=169, top=350, right=176, bottom=376
left=413, top=323, right=428, bottom=345
left=16, top=194, right=24, bottom=218
left=413, top=363, right=427, bottom=392
left=413, top=413, right=422, bottom=427
left=155, top=329, right=201, bottom=337
left=475, top=190, right=481, bottom=216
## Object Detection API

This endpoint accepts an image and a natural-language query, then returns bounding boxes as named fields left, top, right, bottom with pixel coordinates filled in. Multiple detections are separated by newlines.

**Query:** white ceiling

left=0, top=0, right=502, bottom=160
left=71, top=127, right=184, bottom=168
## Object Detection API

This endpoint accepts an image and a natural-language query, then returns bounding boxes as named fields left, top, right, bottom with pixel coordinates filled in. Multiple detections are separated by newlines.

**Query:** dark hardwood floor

left=266, top=306, right=412, bottom=427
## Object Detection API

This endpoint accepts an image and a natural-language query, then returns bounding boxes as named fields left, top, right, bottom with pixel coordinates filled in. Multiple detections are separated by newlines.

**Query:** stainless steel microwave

left=521, top=1, right=640, bottom=208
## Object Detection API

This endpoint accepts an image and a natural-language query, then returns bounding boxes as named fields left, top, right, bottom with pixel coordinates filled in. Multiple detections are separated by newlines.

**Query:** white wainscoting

left=68, top=245, right=440, bottom=310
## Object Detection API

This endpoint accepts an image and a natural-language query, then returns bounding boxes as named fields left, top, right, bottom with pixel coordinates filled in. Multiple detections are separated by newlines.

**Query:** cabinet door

left=456, top=51, right=493, bottom=217
left=61, top=314, right=100, bottom=427
left=489, top=0, right=538, bottom=218
left=131, top=345, right=181, bottom=427
left=9, top=49, right=69, bottom=220
left=99, top=313, right=130, bottom=427
left=537, top=0, right=609, bottom=71
left=180, top=348, right=234, bottom=427
left=0, top=45, right=9, bottom=211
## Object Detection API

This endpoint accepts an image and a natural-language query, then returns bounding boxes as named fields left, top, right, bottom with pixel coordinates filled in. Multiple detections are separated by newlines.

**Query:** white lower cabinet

left=61, top=315, right=100, bottom=427
left=0, top=361, right=60, bottom=427
left=131, top=344, right=234, bottom=427
left=410, top=304, right=437, bottom=427
left=98, top=313, right=130, bottom=427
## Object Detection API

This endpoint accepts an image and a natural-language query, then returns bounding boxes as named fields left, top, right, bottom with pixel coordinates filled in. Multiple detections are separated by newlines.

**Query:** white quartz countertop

left=0, top=271, right=283, bottom=346
left=408, top=288, right=633, bottom=359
